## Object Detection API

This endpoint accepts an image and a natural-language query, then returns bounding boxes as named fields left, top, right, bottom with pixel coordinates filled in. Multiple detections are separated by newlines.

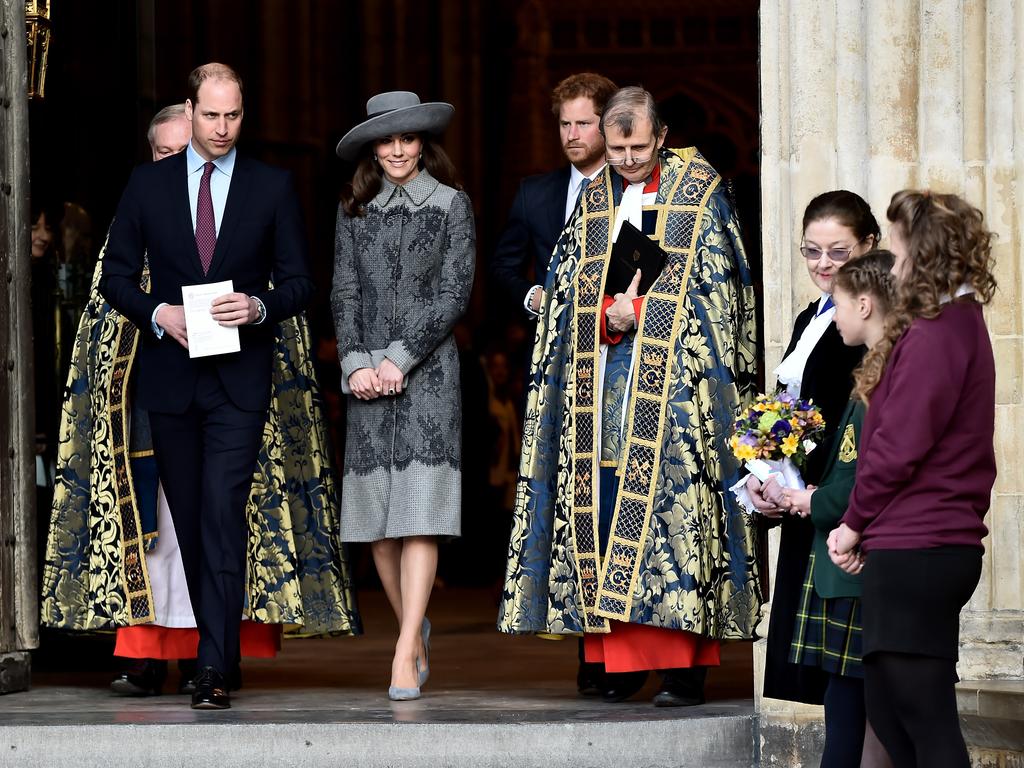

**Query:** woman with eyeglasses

left=748, top=192, right=887, bottom=764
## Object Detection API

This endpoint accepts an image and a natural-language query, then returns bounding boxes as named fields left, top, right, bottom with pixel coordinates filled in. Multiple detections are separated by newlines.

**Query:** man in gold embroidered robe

left=499, top=87, right=762, bottom=706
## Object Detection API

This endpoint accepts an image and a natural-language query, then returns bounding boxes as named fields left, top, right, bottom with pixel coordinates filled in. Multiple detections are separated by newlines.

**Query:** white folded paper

left=182, top=280, right=241, bottom=359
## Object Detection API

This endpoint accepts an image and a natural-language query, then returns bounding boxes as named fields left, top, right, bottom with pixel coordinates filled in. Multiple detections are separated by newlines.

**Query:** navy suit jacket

left=490, top=166, right=571, bottom=310
left=100, top=150, right=313, bottom=414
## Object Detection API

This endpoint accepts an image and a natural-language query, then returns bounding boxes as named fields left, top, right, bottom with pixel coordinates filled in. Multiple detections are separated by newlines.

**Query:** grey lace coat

left=331, top=171, right=475, bottom=541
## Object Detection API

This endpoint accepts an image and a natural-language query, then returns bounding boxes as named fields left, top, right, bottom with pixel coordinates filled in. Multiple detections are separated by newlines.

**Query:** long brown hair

left=832, top=249, right=897, bottom=402
left=340, top=136, right=461, bottom=217
left=856, top=190, right=997, bottom=400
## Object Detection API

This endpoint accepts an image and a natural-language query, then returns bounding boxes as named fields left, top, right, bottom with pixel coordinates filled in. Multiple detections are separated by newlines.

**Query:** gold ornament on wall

left=25, top=0, right=51, bottom=99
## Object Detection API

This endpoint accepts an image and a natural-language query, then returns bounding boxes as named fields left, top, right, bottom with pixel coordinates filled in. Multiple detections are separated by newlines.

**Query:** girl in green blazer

left=782, top=250, right=897, bottom=768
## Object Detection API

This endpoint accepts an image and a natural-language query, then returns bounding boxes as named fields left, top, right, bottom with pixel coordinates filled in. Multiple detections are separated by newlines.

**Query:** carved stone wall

left=759, top=0, right=1023, bottom=761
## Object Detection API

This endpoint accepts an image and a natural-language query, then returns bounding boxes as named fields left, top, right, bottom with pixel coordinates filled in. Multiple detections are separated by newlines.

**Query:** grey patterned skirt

left=339, top=338, right=462, bottom=541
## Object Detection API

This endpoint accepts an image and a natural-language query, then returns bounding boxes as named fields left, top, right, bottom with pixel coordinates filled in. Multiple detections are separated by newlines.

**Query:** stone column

left=759, top=0, right=1023, bottom=760
left=0, top=0, right=38, bottom=694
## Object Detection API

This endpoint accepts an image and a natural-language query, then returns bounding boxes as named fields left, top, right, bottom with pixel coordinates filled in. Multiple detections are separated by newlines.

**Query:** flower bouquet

left=728, top=392, right=825, bottom=513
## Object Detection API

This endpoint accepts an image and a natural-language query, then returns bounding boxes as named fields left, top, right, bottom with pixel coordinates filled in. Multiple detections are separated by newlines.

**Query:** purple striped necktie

left=196, top=161, right=217, bottom=274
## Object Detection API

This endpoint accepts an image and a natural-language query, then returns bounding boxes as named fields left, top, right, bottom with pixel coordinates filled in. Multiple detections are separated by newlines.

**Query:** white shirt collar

left=186, top=140, right=236, bottom=177
left=569, top=162, right=604, bottom=191
left=938, top=284, right=975, bottom=303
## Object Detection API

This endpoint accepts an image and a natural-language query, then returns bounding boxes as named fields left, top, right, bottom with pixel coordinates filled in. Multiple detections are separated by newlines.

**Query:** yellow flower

left=781, top=434, right=800, bottom=457
left=735, top=443, right=757, bottom=462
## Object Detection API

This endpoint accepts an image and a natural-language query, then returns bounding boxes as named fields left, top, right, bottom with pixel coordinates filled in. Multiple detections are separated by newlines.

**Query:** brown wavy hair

left=856, top=189, right=997, bottom=400
left=340, top=136, right=461, bottom=217
left=550, top=72, right=618, bottom=116
left=832, top=250, right=897, bottom=401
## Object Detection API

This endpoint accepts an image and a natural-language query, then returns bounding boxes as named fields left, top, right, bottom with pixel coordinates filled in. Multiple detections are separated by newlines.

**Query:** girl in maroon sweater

left=828, top=190, right=997, bottom=768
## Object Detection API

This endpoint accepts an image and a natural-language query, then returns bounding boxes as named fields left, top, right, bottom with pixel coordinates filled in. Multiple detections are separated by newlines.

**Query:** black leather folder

left=605, top=220, right=667, bottom=296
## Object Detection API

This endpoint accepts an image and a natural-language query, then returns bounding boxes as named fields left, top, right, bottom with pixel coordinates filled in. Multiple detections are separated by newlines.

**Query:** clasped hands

left=156, top=292, right=259, bottom=350
left=744, top=475, right=815, bottom=518
left=605, top=269, right=642, bottom=333
left=348, top=357, right=404, bottom=401
left=746, top=475, right=865, bottom=574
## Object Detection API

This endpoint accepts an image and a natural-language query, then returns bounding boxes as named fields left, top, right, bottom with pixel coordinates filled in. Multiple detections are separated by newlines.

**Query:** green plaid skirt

left=789, top=552, right=864, bottom=678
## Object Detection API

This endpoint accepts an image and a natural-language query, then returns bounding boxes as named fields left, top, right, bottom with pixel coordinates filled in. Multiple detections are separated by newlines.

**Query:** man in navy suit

left=491, top=73, right=617, bottom=316
left=100, top=63, right=313, bottom=709
left=490, top=73, right=618, bottom=698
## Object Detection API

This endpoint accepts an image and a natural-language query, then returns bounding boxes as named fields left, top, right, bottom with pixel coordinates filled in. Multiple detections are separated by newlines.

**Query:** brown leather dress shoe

left=190, top=666, right=230, bottom=710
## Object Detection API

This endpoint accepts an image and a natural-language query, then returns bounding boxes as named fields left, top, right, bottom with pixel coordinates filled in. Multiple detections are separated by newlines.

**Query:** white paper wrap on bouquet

left=729, top=457, right=806, bottom=515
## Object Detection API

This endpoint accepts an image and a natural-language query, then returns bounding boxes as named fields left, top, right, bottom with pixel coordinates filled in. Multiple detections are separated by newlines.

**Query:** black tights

left=864, top=652, right=969, bottom=768
left=821, top=673, right=865, bottom=768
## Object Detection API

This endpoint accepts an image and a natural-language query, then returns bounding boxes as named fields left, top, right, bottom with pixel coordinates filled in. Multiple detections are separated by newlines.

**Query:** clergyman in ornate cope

left=499, top=86, right=762, bottom=705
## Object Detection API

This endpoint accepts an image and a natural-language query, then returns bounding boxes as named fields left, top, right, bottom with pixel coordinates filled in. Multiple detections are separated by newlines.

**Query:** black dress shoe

left=652, top=667, right=707, bottom=707
left=177, top=659, right=198, bottom=695
left=190, top=666, right=230, bottom=710
left=576, top=661, right=604, bottom=697
left=110, top=659, right=167, bottom=697
left=601, top=670, right=649, bottom=703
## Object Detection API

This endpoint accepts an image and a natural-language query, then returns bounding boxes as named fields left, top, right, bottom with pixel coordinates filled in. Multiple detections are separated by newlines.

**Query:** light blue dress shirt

left=185, top=140, right=235, bottom=233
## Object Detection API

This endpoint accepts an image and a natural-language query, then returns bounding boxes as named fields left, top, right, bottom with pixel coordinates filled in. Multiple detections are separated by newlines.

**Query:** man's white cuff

left=523, top=285, right=542, bottom=317
left=151, top=302, right=168, bottom=338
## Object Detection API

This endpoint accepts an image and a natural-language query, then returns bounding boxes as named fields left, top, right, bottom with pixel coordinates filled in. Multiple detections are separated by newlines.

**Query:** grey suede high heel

left=388, top=684, right=421, bottom=701
left=417, top=617, right=431, bottom=688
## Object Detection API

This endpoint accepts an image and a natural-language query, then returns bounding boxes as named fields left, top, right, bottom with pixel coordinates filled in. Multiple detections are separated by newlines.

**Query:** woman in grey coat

left=332, top=92, right=475, bottom=701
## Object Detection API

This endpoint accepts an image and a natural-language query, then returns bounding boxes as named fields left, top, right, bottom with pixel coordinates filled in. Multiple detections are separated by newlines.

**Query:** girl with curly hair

left=828, top=190, right=997, bottom=768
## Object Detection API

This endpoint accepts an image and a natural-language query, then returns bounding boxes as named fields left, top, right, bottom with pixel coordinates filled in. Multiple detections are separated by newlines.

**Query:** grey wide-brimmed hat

left=335, top=91, right=454, bottom=161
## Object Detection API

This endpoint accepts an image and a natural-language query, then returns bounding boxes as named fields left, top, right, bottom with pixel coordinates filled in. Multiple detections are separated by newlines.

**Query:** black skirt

left=861, top=546, right=983, bottom=660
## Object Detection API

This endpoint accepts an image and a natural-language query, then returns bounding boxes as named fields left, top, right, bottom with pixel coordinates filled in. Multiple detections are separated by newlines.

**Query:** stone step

left=2, top=714, right=757, bottom=768
left=0, top=686, right=757, bottom=768
left=958, top=679, right=1024, bottom=722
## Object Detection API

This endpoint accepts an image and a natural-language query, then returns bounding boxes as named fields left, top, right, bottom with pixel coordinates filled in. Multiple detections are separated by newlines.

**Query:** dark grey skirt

left=861, top=546, right=982, bottom=660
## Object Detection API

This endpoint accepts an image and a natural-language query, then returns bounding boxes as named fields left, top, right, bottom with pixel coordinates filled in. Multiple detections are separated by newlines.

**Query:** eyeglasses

left=799, top=238, right=867, bottom=263
left=606, top=153, right=652, bottom=167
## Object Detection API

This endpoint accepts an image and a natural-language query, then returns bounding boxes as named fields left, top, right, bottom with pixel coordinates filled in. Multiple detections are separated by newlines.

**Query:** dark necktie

left=576, top=176, right=589, bottom=205
left=817, top=295, right=835, bottom=316
left=196, top=161, right=216, bottom=274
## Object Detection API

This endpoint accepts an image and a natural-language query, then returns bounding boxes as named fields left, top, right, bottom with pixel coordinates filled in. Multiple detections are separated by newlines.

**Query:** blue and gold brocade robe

left=499, top=148, right=762, bottom=639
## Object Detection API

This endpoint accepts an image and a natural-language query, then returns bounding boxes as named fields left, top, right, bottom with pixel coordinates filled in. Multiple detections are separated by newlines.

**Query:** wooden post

left=0, top=0, right=38, bottom=694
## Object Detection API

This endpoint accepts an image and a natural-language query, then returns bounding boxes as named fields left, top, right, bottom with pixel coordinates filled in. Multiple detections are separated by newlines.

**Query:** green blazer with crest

left=809, top=399, right=865, bottom=598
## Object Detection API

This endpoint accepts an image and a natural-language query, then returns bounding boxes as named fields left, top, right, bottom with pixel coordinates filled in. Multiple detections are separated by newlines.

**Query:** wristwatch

left=250, top=295, right=267, bottom=324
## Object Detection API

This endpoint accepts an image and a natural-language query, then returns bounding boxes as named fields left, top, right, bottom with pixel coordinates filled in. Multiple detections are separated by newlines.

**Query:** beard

left=562, top=140, right=604, bottom=169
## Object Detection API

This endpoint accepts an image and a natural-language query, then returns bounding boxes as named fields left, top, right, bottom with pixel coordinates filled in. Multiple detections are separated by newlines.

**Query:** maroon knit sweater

left=842, top=299, right=995, bottom=552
